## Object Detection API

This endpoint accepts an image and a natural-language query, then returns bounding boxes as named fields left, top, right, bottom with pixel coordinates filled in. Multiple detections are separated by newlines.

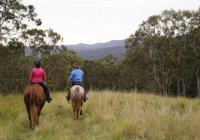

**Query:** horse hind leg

left=35, top=107, right=40, bottom=126
left=74, top=103, right=79, bottom=120
left=25, top=104, right=32, bottom=127
left=26, top=109, right=32, bottom=128
left=36, top=106, right=43, bottom=126
left=76, top=108, right=79, bottom=120
left=72, top=102, right=76, bottom=120
left=76, top=104, right=81, bottom=119
left=73, top=107, right=77, bottom=120
left=80, top=110, right=83, bottom=115
left=80, top=101, right=83, bottom=115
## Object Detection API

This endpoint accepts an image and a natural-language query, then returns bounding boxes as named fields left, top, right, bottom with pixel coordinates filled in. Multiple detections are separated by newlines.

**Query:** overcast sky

left=23, top=0, right=199, bottom=45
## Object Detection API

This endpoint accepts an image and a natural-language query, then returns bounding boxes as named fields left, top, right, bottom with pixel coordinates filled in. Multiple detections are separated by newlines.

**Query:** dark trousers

left=31, top=82, right=51, bottom=101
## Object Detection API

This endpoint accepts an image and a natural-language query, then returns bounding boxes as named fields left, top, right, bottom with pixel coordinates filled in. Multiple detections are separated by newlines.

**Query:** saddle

left=31, top=82, right=40, bottom=85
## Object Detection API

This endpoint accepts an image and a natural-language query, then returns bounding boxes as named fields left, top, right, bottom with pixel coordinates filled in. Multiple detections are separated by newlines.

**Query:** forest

left=0, top=0, right=199, bottom=97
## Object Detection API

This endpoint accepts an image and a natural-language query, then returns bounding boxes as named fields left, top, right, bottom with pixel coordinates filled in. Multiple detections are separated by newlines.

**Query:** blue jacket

left=69, top=68, right=84, bottom=82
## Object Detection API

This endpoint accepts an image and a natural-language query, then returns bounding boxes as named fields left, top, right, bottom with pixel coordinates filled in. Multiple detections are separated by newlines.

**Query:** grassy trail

left=0, top=91, right=200, bottom=140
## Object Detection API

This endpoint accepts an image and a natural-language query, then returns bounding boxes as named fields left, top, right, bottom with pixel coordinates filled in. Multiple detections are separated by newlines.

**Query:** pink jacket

left=29, top=67, right=46, bottom=83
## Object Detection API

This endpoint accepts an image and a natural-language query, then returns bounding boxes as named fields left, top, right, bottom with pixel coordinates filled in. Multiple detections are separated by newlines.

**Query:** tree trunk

left=134, top=78, right=138, bottom=93
left=182, top=79, right=186, bottom=97
left=177, top=77, right=180, bottom=97
left=197, top=70, right=200, bottom=98
left=153, top=63, right=161, bottom=93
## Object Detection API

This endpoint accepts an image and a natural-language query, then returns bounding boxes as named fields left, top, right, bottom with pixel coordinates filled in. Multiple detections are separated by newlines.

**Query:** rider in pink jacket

left=29, top=67, right=46, bottom=83
left=29, top=60, right=52, bottom=103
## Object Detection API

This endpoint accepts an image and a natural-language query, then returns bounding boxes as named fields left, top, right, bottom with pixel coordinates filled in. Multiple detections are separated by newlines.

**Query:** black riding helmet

left=34, top=60, right=41, bottom=68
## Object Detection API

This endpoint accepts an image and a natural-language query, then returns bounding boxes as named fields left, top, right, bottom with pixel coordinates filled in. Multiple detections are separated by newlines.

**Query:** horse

left=70, top=85, right=84, bottom=120
left=24, top=84, right=46, bottom=129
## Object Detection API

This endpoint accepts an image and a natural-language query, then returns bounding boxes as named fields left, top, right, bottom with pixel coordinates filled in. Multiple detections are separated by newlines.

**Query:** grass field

left=0, top=91, right=200, bottom=140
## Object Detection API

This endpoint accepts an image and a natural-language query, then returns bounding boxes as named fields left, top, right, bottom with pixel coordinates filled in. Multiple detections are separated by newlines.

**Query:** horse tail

left=74, top=87, right=80, bottom=100
left=29, top=91, right=38, bottom=128
left=30, top=102, right=38, bottom=128
left=74, top=87, right=82, bottom=107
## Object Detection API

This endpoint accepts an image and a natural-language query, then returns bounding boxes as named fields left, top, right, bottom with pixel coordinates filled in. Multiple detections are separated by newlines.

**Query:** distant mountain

left=66, top=40, right=125, bottom=51
left=25, top=40, right=127, bottom=59
left=65, top=40, right=126, bottom=59
left=77, top=46, right=126, bottom=59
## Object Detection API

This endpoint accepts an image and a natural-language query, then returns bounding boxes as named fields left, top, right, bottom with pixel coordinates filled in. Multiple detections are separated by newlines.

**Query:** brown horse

left=70, top=85, right=84, bottom=120
left=24, top=84, right=46, bottom=129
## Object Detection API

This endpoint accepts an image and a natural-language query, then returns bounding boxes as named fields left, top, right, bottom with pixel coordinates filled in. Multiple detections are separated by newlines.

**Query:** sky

left=23, top=0, right=199, bottom=45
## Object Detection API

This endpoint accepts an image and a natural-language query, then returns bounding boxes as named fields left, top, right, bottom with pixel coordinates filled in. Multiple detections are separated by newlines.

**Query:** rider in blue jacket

left=66, top=64, right=88, bottom=102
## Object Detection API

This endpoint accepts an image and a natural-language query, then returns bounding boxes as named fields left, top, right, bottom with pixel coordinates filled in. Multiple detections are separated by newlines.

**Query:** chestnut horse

left=24, top=84, right=46, bottom=129
left=70, top=85, right=84, bottom=120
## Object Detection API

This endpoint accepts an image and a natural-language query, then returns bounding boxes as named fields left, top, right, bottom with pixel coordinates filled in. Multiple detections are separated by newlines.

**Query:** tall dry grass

left=0, top=91, right=200, bottom=140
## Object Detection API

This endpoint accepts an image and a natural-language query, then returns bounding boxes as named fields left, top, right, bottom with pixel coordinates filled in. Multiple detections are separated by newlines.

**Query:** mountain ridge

left=65, top=39, right=126, bottom=59
left=65, top=39, right=125, bottom=51
left=25, top=39, right=126, bottom=59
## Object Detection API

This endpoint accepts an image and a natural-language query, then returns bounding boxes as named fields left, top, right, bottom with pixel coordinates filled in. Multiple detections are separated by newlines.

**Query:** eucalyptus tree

left=83, top=57, right=121, bottom=90
left=122, top=42, right=152, bottom=92
left=0, top=0, right=65, bottom=93
left=0, top=39, right=33, bottom=93
left=0, top=0, right=42, bottom=92
left=0, top=0, right=41, bottom=44
left=188, top=26, right=200, bottom=97
left=0, top=0, right=62, bottom=56
left=190, top=9, right=200, bottom=97
left=21, top=28, right=62, bottom=57
left=125, top=9, right=200, bottom=96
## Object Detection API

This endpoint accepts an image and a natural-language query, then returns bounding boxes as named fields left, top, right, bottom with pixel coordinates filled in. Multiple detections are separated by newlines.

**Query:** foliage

left=0, top=2, right=199, bottom=98
left=21, top=28, right=62, bottom=57
left=0, top=0, right=41, bottom=43
left=83, top=57, right=121, bottom=91
left=0, top=40, right=33, bottom=93
left=124, top=8, right=200, bottom=97
left=41, top=49, right=81, bottom=91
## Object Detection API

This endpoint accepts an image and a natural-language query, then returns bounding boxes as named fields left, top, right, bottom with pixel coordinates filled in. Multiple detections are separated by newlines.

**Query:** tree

left=0, top=0, right=41, bottom=44
left=21, top=28, right=62, bottom=57
left=0, top=39, right=33, bottom=93
left=0, top=0, right=64, bottom=93
left=125, top=9, right=200, bottom=96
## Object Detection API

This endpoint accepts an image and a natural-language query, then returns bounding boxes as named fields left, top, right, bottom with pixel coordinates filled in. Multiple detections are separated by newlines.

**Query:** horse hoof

left=80, top=111, right=83, bottom=115
left=31, top=127, right=36, bottom=130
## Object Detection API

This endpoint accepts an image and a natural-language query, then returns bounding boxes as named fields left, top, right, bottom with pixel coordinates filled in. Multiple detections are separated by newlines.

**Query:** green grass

left=0, top=91, right=200, bottom=140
